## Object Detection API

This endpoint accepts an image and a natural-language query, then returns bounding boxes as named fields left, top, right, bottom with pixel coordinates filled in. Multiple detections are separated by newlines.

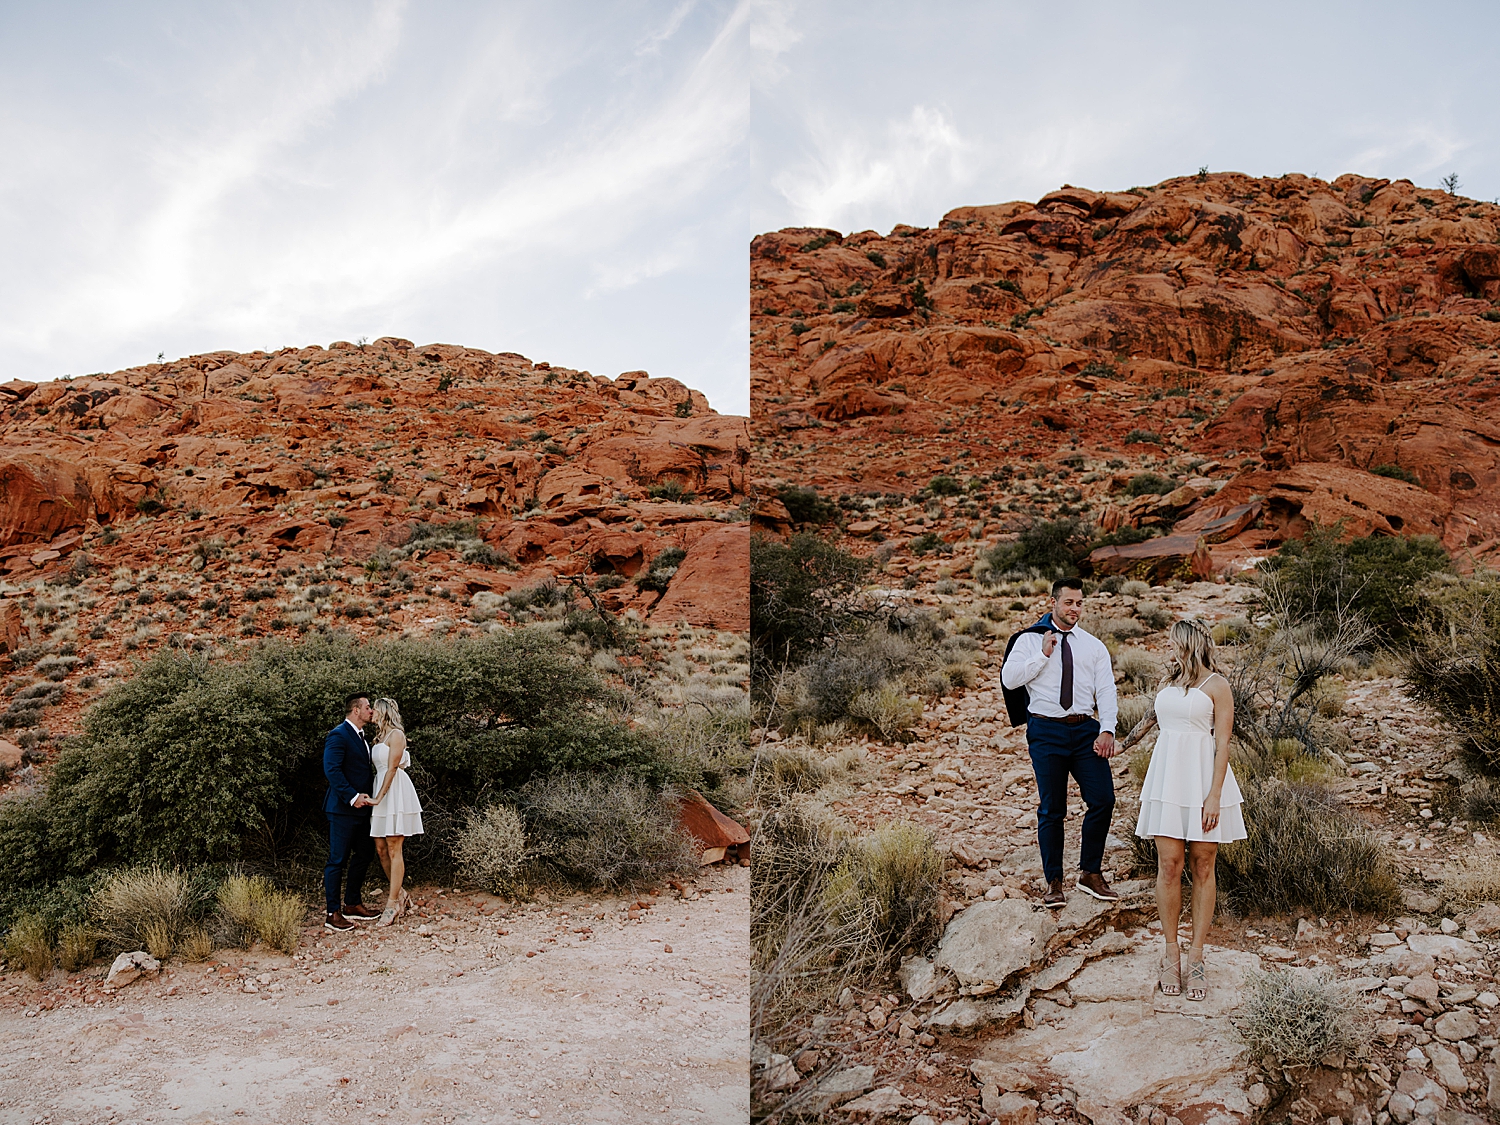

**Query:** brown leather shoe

left=1042, top=879, right=1066, bottom=908
left=342, top=903, right=381, bottom=921
left=1077, top=871, right=1121, bottom=902
left=324, top=912, right=355, bottom=932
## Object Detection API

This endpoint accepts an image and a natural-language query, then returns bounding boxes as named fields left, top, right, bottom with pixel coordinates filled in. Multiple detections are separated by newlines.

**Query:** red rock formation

left=752, top=172, right=1500, bottom=572
left=0, top=338, right=748, bottom=682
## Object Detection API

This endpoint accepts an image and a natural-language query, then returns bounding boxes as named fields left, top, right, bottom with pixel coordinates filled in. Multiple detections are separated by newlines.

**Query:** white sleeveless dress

left=1134, top=677, right=1247, bottom=843
left=369, top=741, right=424, bottom=838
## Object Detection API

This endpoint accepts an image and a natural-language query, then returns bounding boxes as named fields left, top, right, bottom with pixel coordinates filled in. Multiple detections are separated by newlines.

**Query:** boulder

left=675, top=789, right=749, bottom=865
left=651, top=523, right=749, bottom=631
left=899, top=956, right=936, bottom=1002
left=934, top=899, right=1056, bottom=987
left=0, top=739, right=21, bottom=772
left=106, top=951, right=161, bottom=989
left=1086, top=534, right=1215, bottom=585
left=1407, top=934, right=1483, bottom=963
left=984, top=1090, right=1039, bottom=1125
left=1425, top=1042, right=1469, bottom=1093
left=1433, top=1010, right=1480, bottom=1042
left=804, top=1065, right=875, bottom=1111
left=838, top=1086, right=907, bottom=1116
left=1465, top=903, right=1500, bottom=935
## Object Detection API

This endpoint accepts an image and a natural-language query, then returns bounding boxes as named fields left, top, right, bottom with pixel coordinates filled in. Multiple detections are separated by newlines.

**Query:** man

left=323, top=692, right=382, bottom=931
left=1001, top=577, right=1121, bottom=908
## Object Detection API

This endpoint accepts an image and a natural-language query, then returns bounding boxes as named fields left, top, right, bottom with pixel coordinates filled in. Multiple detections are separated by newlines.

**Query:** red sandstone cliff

left=751, top=172, right=1500, bottom=572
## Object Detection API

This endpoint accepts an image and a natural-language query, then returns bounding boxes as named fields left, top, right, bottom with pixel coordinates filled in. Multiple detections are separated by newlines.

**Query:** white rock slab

left=935, top=899, right=1056, bottom=987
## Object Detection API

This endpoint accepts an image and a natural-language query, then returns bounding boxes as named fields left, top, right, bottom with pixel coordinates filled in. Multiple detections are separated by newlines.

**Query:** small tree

left=750, top=533, right=870, bottom=674
left=1441, top=173, right=1462, bottom=196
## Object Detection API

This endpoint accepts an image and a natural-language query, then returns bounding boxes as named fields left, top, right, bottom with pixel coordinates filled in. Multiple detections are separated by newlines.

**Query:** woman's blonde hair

left=371, top=698, right=404, bottom=738
left=1163, top=619, right=1218, bottom=690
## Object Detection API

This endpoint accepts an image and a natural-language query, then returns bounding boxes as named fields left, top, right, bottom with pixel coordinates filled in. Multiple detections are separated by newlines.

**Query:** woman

left=368, top=698, right=424, bottom=926
left=1121, top=619, right=1246, bottom=1002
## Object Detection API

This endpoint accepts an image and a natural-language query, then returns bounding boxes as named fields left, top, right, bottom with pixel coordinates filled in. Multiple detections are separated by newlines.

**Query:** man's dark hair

left=344, top=691, right=371, bottom=712
left=1052, top=576, right=1084, bottom=597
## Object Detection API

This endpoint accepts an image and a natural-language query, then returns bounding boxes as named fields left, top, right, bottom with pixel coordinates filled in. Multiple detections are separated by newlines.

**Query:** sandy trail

left=0, top=864, right=748, bottom=1124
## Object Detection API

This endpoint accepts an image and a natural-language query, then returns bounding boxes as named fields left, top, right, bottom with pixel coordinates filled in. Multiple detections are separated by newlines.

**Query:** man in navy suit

left=323, top=692, right=381, bottom=931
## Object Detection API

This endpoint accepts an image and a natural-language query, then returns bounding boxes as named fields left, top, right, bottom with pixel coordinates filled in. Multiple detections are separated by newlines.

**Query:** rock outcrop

left=752, top=173, right=1500, bottom=570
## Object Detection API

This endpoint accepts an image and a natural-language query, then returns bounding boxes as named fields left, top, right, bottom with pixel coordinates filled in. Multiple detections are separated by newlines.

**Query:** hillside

left=0, top=337, right=749, bottom=749
left=751, top=171, right=1500, bottom=575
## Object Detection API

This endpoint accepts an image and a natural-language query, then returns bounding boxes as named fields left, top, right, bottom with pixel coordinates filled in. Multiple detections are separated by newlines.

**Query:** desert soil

left=0, top=864, right=748, bottom=1125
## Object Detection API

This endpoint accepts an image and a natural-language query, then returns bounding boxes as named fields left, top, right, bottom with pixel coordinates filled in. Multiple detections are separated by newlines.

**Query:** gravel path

left=0, top=865, right=748, bottom=1124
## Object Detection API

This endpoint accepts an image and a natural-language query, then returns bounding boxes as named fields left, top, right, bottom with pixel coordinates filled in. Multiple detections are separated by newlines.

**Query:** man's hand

left=1042, top=631, right=1058, bottom=657
left=352, top=794, right=374, bottom=808
left=1093, top=731, right=1117, bottom=759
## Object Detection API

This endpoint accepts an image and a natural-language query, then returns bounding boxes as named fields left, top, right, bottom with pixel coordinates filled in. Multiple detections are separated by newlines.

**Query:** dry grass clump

left=517, top=772, right=695, bottom=888
left=845, top=685, right=923, bottom=741
left=1459, top=776, right=1500, bottom=826
left=1442, top=857, right=1500, bottom=908
left=1405, top=570, right=1500, bottom=772
left=5, top=914, right=53, bottom=979
left=179, top=927, right=214, bottom=962
left=1115, top=648, right=1162, bottom=695
left=95, top=865, right=204, bottom=957
left=821, top=822, right=944, bottom=962
left=1217, top=778, right=1400, bottom=916
left=454, top=804, right=530, bottom=895
left=752, top=746, right=829, bottom=804
left=57, top=924, right=98, bottom=972
left=216, top=875, right=305, bottom=955
left=1235, top=966, right=1365, bottom=1066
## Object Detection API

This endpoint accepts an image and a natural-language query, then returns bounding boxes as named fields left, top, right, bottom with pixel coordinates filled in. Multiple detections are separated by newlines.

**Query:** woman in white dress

left=1121, top=619, right=1246, bottom=1002
left=368, top=698, right=424, bottom=926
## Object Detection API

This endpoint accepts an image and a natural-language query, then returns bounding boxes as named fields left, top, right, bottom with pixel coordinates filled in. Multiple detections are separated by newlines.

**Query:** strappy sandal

left=1185, top=959, right=1206, bottom=1002
left=1158, top=954, right=1181, bottom=996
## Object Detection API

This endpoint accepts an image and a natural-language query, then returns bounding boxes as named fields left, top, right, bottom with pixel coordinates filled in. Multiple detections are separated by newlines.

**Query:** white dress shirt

left=343, top=718, right=368, bottom=806
left=1001, top=621, right=1119, bottom=734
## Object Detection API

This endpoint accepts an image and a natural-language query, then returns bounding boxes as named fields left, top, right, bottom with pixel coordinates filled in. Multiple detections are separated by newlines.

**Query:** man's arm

left=1000, top=631, right=1049, bottom=690
left=323, top=728, right=364, bottom=808
left=1095, top=641, right=1120, bottom=735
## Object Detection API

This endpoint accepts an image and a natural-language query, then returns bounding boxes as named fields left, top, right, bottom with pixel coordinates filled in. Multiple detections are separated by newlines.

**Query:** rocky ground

left=753, top=579, right=1500, bottom=1125
left=0, top=863, right=748, bottom=1124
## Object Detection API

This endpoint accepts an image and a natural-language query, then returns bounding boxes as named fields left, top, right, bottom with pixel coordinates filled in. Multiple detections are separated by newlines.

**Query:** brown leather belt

left=1029, top=713, right=1093, bottom=725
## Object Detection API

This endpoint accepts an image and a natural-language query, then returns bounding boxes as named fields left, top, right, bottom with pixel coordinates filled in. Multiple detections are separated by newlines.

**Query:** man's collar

left=1043, top=612, right=1077, bottom=633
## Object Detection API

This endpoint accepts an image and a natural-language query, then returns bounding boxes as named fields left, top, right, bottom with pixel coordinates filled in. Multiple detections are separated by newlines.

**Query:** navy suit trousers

left=1026, top=716, right=1115, bottom=885
left=325, top=813, right=375, bottom=915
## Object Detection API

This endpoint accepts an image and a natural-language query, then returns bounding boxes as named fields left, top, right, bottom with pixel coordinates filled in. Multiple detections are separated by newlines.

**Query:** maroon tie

left=1059, top=632, right=1074, bottom=710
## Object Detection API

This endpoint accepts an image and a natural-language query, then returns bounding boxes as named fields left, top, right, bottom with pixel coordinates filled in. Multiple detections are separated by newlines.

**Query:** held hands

left=1093, top=731, right=1117, bottom=759
left=352, top=794, right=375, bottom=808
left=1201, top=792, right=1221, bottom=833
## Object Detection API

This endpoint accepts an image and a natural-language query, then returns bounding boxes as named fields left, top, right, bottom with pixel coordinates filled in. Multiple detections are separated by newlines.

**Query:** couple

left=322, top=692, right=426, bottom=932
left=1000, top=577, right=1246, bottom=1001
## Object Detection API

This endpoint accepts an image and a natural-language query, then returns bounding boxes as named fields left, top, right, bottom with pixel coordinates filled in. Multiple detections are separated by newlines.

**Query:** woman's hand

left=1201, top=791, right=1221, bottom=834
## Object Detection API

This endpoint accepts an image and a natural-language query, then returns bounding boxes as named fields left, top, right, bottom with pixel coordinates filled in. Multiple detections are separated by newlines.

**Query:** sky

left=0, top=1, right=749, bottom=414
left=751, top=1, right=1500, bottom=238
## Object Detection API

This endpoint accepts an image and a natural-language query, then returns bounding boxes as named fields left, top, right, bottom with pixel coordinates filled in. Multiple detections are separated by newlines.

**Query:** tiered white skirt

left=1134, top=730, right=1247, bottom=843
left=370, top=769, right=425, bottom=837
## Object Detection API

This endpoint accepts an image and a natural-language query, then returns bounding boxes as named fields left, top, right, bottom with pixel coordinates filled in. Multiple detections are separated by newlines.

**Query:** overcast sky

left=752, top=1, right=1500, bottom=237
left=0, top=1, right=749, bottom=413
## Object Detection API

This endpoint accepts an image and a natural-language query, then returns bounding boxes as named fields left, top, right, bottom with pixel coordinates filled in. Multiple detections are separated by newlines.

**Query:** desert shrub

left=505, top=579, right=570, bottom=614
left=1370, top=463, right=1420, bottom=486
left=57, top=923, right=97, bottom=971
left=777, top=485, right=837, bottom=525
left=1115, top=648, right=1162, bottom=694
left=1211, top=617, right=1252, bottom=645
left=1121, top=579, right=1151, bottom=597
left=751, top=533, right=870, bottom=672
left=1124, top=472, right=1174, bottom=496
left=5, top=914, right=53, bottom=979
left=928, top=475, right=963, bottom=497
left=1405, top=570, right=1500, bottom=773
left=1460, top=776, right=1500, bottom=825
left=1092, top=615, right=1145, bottom=641
left=1135, top=600, right=1173, bottom=630
left=1117, top=693, right=1155, bottom=738
left=453, top=804, right=530, bottom=895
left=648, top=700, right=752, bottom=811
left=517, top=772, right=695, bottom=888
left=95, top=866, right=212, bottom=957
left=7, top=631, right=666, bottom=885
left=1216, top=778, right=1400, bottom=916
left=980, top=518, right=1092, bottom=579
left=1124, top=429, right=1162, bottom=445
left=213, top=876, right=304, bottom=955
left=1092, top=525, right=1157, bottom=549
left=1260, top=524, right=1452, bottom=646
left=752, top=748, right=830, bottom=804
left=821, top=822, right=943, bottom=961
left=1235, top=967, right=1365, bottom=1066
left=846, top=685, right=923, bottom=741
left=180, top=928, right=214, bottom=962
left=636, top=546, right=688, bottom=593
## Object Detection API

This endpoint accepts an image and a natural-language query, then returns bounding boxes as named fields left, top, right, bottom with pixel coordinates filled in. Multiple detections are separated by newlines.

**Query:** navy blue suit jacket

left=323, top=720, right=374, bottom=817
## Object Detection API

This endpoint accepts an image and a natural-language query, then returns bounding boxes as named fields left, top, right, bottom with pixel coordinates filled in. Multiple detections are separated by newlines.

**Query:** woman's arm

left=1117, top=710, right=1158, bottom=752
left=1202, top=676, right=1236, bottom=831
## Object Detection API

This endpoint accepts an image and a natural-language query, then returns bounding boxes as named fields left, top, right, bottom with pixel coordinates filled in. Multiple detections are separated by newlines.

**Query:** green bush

left=981, top=517, right=1092, bottom=578
left=1123, top=472, right=1174, bottom=496
left=928, top=475, right=963, bottom=497
left=750, top=533, right=869, bottom=672
left=1124, top=429, right=1162, bottom=445
left=1406, top=570, right=1500, bottom=772
left=1370, top=463, right=1420, bottom=486
left=5, top=914, right=53, bottom=979
left=636, top=547, right=688, bottom=592
left=1260, top=524, right=1452, bottom=646
left=6, top=631, right=670, bottom=883
left=776, top=485, right=837, bottom=525
left=822, top=822, right=943, bottom=961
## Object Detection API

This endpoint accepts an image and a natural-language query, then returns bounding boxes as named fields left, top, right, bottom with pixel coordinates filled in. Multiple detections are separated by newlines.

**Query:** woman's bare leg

left=387, top=836, right=406, bottom=903
left=1154, top=837, right=1186, bottom=968
left=1187, top=841, right=1219, bottom=960
left=374, top=836, right=392, bottom=882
